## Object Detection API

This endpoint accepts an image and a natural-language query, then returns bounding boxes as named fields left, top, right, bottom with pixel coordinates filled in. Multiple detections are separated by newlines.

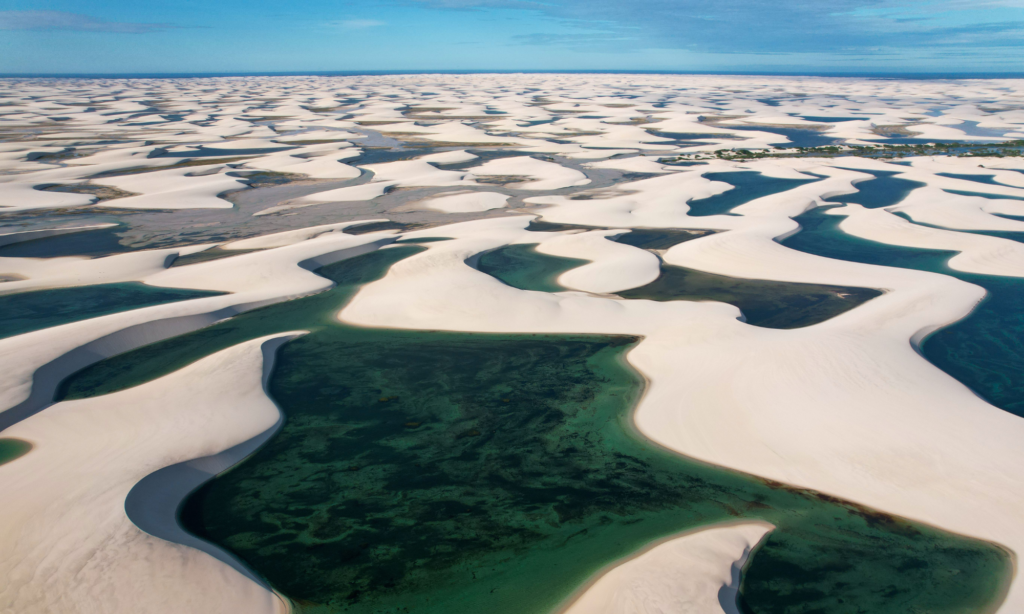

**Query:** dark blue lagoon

left=783, top=207, right=1024, bottom=417
left=938, top=173, right=1022, bottom=188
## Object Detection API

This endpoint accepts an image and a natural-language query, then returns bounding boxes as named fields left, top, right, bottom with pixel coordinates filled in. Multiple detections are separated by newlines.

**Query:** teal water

left=58, top=247, right=1009, bottom=614
left=477, top=244, right=589, bottom=292
left=826, top=169, right=926, bottom=209
left=0, top=282, right=223, bottom=339
left=783, top=207, right=1024, bottom=416
left=687, top=171, right=820, bottom=217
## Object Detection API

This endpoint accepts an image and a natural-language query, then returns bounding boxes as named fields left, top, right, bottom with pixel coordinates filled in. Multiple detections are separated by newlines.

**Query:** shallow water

left=0, top=225, right=128, bottom=258
left=938, top=173, right=1016, bottom=187
left=0, top=438, right=31, bottom=466
left=59, top=247, right=1009, bottom=614
left=0, top=282, right=223, bottom=339
left=477, top=244, right=589, bottom=292
left=827, top=169, right=926, bottom=208
left=611, top=228, right=717, bottom=250
left=783, top=207, right=1024, bottom=416
left=687, top=171, right=820, bottom=217
left=944, top=189, right=1024, bottom=201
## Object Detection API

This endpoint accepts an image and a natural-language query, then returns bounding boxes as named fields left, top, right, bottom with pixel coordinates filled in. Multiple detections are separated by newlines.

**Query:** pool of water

left=611, top=228, right=717, bottom=250
left=717, top=125, right=843, bottom=148
left=477, top=244, right=589, bottom=292
left=783, top=207, right=1024, bottom=416
left=938, top=173, right=1022, bottom=188
left=687, top=171, right=821, bottom=217
left=0, top=282, right=224, bottom=339
left=944, top=189, right=1024, bottom=201
left=618, top=263, right=880, bottom=329
left=827, top=169, right=926, bottom=209
left=0, top=225, right=129, bottom=258
left=0, top=438, right=31, bottom=466
left=57, top=247, right=1010, bottom=614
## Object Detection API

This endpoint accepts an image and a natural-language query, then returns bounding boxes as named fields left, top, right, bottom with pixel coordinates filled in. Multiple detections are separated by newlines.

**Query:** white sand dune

left=416, top=190, right=510, bottom=213
left=243, top=144, right=361, bottom=179
left=221, top=219, right=387, bottom=250
left=536, top=229, right=662, bottom=294
left=0, top=334, right=293, bottom=614
left=0, top=244, right=212, bottom=295
left=93, top=166, right=248, bottom=210
left=562, top=522, right=773, bottom=614
left=893, top=187, right=1024, bottom=231
left=0, top=227, right=396, bottom=418
left=466, top=156, right=590, bottom=190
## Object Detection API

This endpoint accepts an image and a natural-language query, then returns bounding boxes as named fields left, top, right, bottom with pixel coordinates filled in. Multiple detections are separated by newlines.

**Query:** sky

left=0, top=0, right=1022, bottom=75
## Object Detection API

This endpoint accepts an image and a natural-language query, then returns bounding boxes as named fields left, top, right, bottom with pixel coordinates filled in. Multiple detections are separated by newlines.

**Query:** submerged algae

left=59, top=246, right=1008, bottom=614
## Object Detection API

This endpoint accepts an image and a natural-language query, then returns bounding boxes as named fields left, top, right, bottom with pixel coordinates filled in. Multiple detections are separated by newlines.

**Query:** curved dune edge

left=123, top=334, right=303, bottom=592
left=558, top=521, right=774, bottom=614
left=0, top=334, right=297, bottom=614
left=0, top=227, right=397, bottom=427
left=340, top=193, right=1024, bottom=611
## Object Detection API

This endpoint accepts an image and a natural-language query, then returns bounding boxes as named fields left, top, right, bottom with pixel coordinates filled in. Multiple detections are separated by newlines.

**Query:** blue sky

left=0, top=0, right=1022, bottom=74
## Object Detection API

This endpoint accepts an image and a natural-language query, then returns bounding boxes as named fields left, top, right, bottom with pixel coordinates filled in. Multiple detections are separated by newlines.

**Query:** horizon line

left=3, top=69, right=1024, bottom=81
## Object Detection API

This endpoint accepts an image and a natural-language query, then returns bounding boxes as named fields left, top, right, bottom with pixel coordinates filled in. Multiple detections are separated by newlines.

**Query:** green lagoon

left=477, top=244, right=589, bottom=292
left=58, top=246, right=1009, bottom=614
